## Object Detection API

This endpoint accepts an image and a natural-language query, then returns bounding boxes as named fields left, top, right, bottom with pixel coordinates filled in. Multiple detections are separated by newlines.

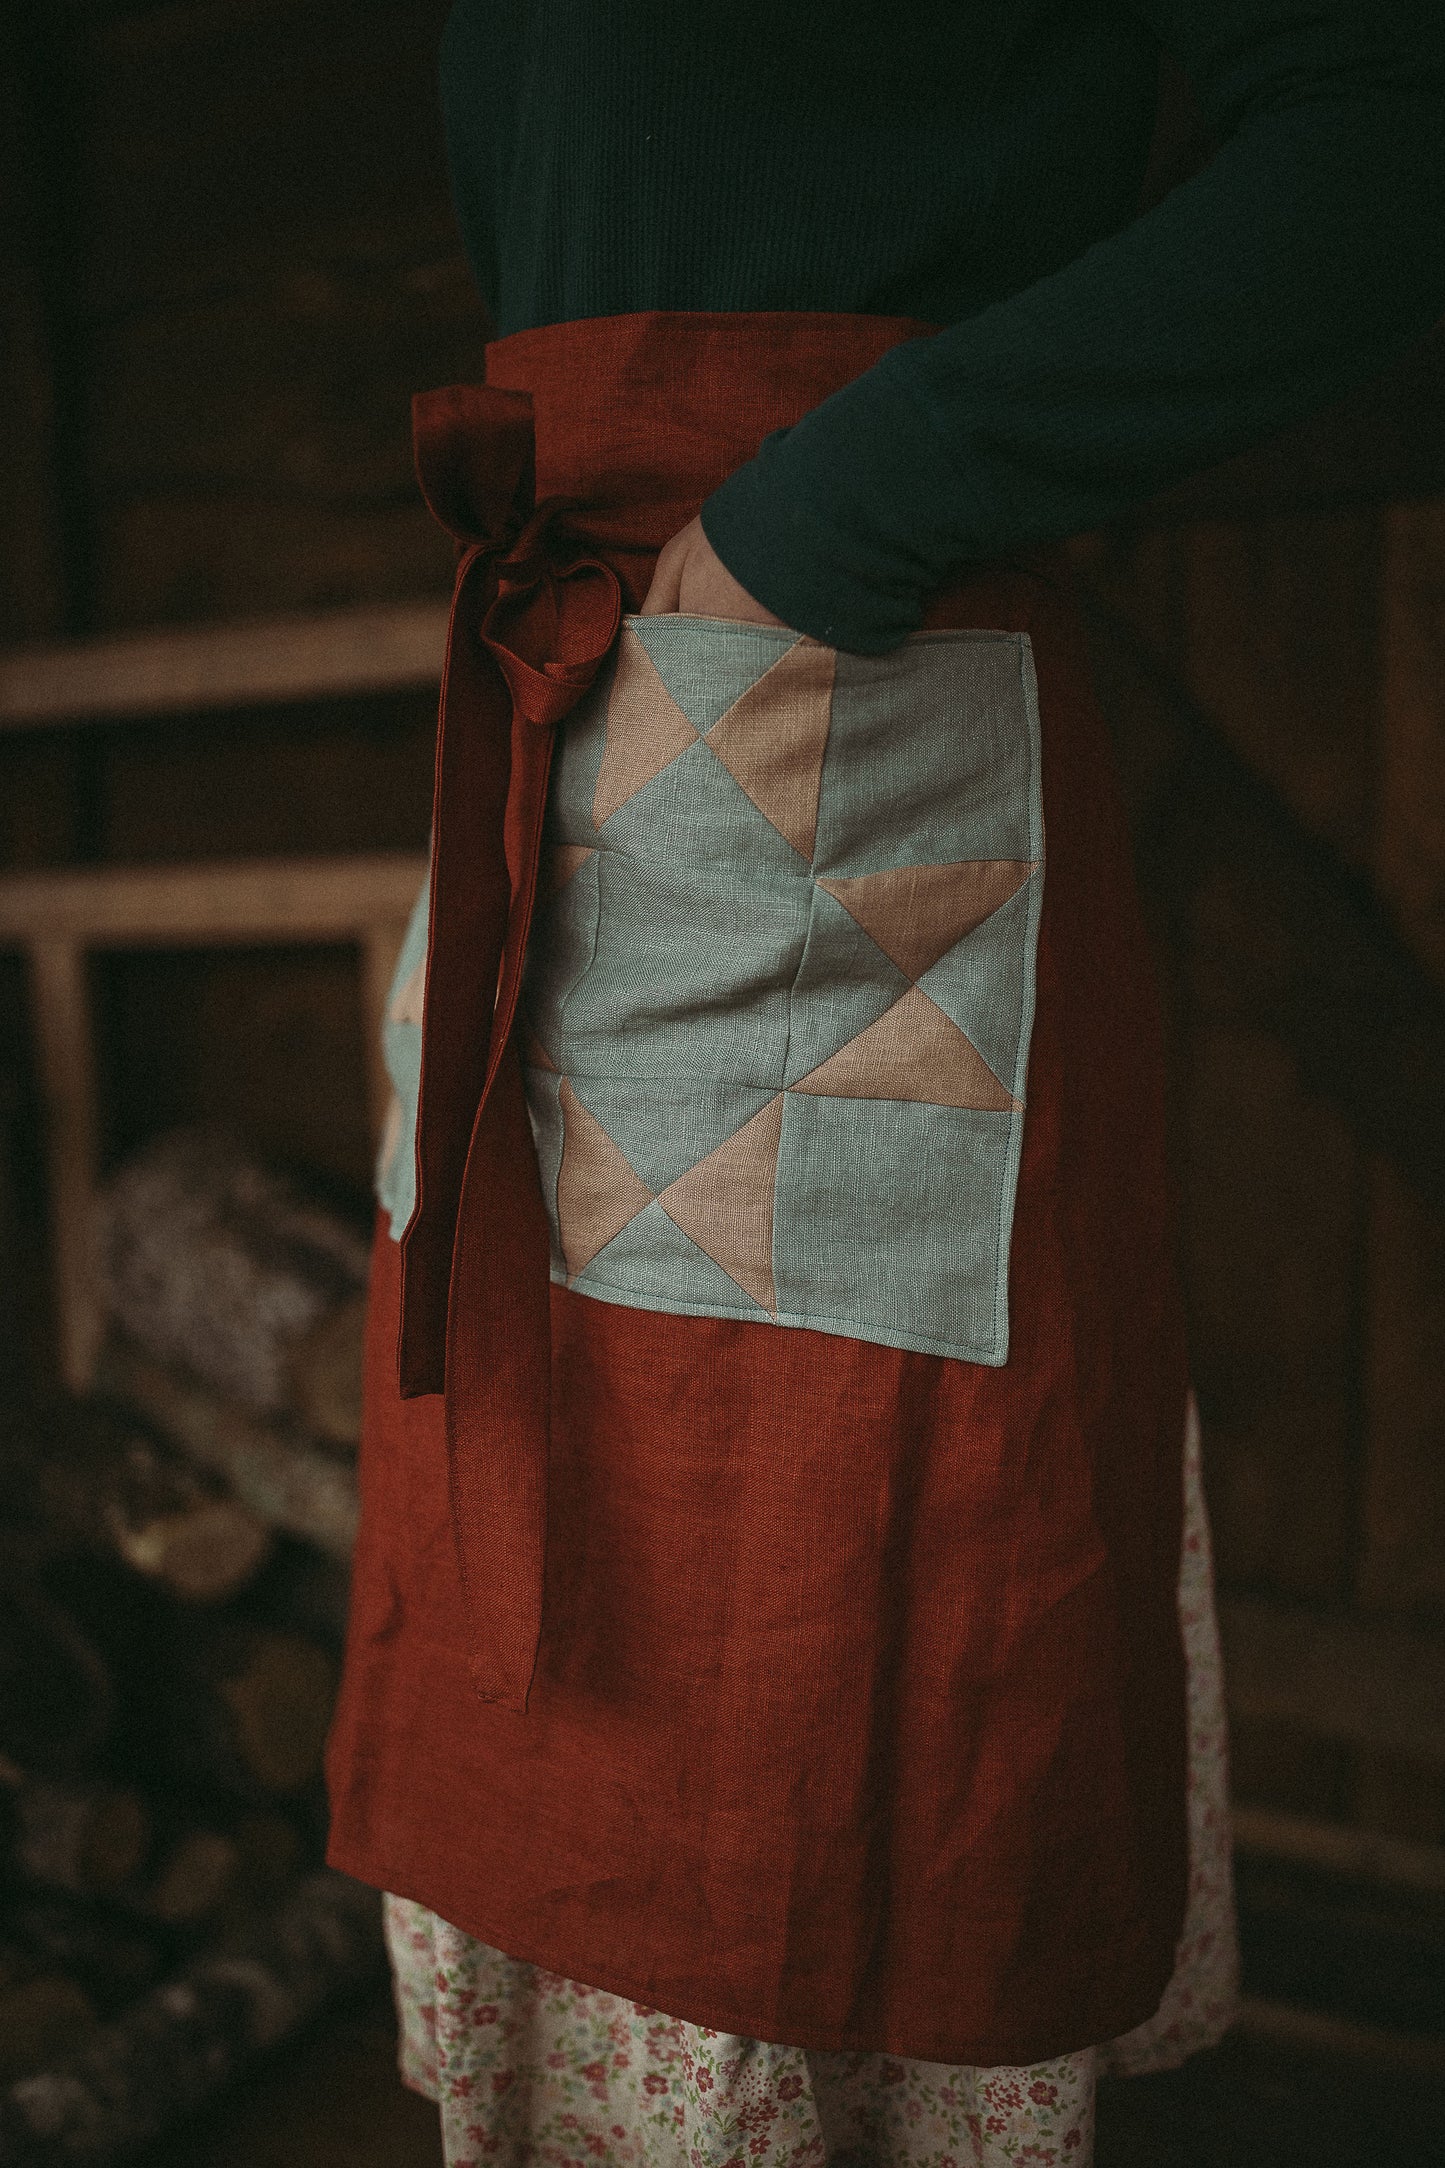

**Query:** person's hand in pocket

left=640, top=515, right=787, bottom=624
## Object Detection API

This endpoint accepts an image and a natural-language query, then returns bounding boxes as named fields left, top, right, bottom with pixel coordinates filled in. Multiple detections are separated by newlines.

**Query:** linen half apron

left=381, top=1388, right=1237, bottom=2168
left=325, top=310, right=1194, bottom=2068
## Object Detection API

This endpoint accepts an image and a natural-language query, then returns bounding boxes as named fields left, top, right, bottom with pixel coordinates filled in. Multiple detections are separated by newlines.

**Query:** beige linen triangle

left=818, top=859, right=1035, bottom=981
left=549, top=844, right=597, bottom=893
left=592, top=627, right=698, bottom=827
left=377, top=1091, right=403, bottom=1173
left=791, top=986, right=1018, bottom=1110
left=706, top=638, right=834, bottom=860
left=657, top=1094, right=784, bottom=1314
left=518, top=1020, right=556, bottom=1071
left=556, top=1078, right=654, bottom=1279
left=388, top=954, right=425, bottom=1027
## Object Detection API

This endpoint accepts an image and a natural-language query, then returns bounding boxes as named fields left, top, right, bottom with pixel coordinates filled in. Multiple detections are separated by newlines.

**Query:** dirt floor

left=136, top=1985, right=1444, bottom=2168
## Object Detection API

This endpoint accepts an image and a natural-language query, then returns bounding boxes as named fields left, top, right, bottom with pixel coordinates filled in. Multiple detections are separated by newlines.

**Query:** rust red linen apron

left=324, top=310, right=1191, bottom=2065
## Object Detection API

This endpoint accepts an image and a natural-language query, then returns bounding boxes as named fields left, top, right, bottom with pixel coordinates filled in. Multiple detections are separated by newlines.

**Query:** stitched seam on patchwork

left=532, top=621, right=1043, bottom=1366
left=541, top=1066, right=1021, bottom=1103
left=552, top=1268, right=1008, bottom=1366
left=986, top=632, right=1046, bottom=1360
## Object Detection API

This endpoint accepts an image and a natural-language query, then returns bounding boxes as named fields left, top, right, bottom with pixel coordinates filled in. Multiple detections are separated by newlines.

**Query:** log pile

left=96, top=1350, right=359, bottom=1563
left=94, top=1126, right=369, bottom=1446
left=0, top=1126, right=379, bottom=2162
left=0, top=1397, right=271, bottom=1604
left=0, top=1873, right=385, bottom=2166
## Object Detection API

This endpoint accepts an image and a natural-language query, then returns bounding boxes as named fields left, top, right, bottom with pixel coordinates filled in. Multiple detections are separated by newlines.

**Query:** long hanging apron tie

left=397, top=383, right=622, bottom=1714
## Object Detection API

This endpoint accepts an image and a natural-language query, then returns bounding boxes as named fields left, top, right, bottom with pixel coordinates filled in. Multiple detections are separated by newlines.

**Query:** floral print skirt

left=383, top=1400, right=1236, bottom=2168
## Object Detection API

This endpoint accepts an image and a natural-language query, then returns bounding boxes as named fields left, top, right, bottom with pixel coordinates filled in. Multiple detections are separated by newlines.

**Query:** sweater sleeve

left=699, top=0, right=1445, bottom=654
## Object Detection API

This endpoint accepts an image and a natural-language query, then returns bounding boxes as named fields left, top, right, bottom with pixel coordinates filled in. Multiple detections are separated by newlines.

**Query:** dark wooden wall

left=1076, top=507, right=1445, bottom=1846
left=2, top=0, right=1444, bottom=1844
left=0, top=0, right=473, bottom=1228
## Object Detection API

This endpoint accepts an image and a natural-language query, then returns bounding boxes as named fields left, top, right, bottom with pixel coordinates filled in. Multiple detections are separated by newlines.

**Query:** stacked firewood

left=0, top=1129, right=382, bottom=2165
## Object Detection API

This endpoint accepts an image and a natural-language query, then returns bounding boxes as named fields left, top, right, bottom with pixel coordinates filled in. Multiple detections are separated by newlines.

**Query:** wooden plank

left=93, top=498, right=453, bottom=636
left=1174, top=514, right=1382, bottom=866
left=1360, top=1162, right=1445, bottom=1621
left=1066, top=527, right=1191, bottom=827
left=86, top=0, right=460, bottom=313
left=10, top=0, right=112, bottom=639
left=1184, top=1023, right=1362, bottom=1599
left=1139, top=317, right=1445, bottom=521
left=0, top=602, right=448, bottom=727
left=0, top=270, right=65, bottom=647
left=1349, top=1741, right=1444, bottom=1847
left=0, top=851, right=428, bottom=946
left=1076, top=584, right=1445, bottom=1214
left=1359, top=502, right=1445, bottom=1621
left=5, top=856, right=429, bottom=1377
left=1227, top=1717, right=1352, bottom=1827
left=96, top=691, right=435, bottom=865
left=104, top=946, right=379, bottom=1198
left=1233, top=1806, right=1445, bottom=1899
left=50, top=0, right=481, bottom=632
left=1076, top=521, right=1378, bottom=1487
left=1236, top=1997, right=1445, bottom=2079
left=27, top=936, right=101, bottom=1392
left=85, top=274, right=476, bottom=626
left=92, top=273, right=482, bottom=499
left=1220, top=1594, right=1445, bottom=1764
left=1351, top=501, right=1445, bottom=1840
left=1374, top=501, right=1445, bottom=978
left=1359, top=1158, right=1445, bottom=1622
left=0, top=737, right=87, bottom=868
left=0, top=43, right=67, bottom=644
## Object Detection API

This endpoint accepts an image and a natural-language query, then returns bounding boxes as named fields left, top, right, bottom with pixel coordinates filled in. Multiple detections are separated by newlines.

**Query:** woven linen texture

left=331, top=313, right=1189, bottom=2069
left=477, top=615, right=1044, bottom=1365
left=382, top=1397, right=1234, bottom=2166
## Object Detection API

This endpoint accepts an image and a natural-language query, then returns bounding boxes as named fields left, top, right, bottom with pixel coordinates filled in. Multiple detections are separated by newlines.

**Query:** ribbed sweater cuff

left=699, top=344, right=991, bottom=656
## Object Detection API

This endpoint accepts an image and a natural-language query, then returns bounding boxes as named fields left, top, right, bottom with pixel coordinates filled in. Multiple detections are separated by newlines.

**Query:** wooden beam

left=0, top=851, right=429, bottom=947
left=1220, top=1592, right=1445, bottom=1764
left=1, top=851, right=428, bottom=1389
left=1138, top=320, right=1445, bottom=521
left=2, top=0, right=96, bottom=638
left=1235, top=1997, right=1445, bottom=2078
left=1233, top=1806, right=1445, bottom=1898
left=1080, top=584, right=1445, bottom=1215
left=27, top=935, right=101, bottom=1392
left=1359, top=503, right=1445, bottom=1619
left=0, top=599, right=449, bottom=728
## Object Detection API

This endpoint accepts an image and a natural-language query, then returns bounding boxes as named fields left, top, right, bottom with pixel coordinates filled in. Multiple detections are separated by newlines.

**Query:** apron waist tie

left=397, top=382, right=622, bottom=1713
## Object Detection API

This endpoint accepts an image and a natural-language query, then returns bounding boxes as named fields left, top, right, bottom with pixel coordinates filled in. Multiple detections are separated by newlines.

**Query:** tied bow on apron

left=398, top=383, right=622, bottom=1713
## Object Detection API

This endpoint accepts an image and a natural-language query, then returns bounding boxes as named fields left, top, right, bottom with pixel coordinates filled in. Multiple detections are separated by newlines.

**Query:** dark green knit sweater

left=439, top=1, right=1445, bottom=652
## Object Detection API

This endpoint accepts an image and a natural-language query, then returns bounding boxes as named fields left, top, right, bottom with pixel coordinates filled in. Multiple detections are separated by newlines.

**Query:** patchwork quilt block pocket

left=519, top=613, right=1045, bottom=1366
